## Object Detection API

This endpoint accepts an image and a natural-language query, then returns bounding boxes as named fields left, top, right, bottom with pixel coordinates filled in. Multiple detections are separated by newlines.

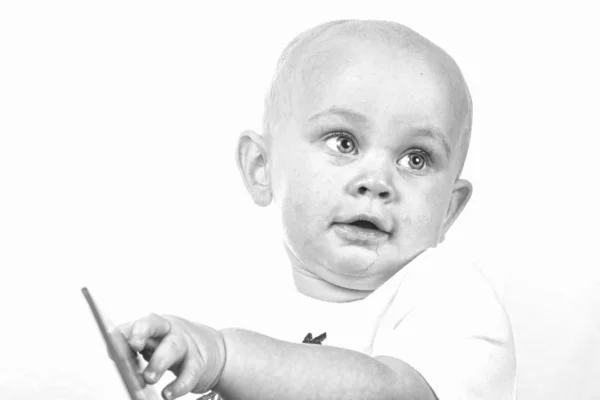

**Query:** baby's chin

left=318, top=246, right=399, bottom=289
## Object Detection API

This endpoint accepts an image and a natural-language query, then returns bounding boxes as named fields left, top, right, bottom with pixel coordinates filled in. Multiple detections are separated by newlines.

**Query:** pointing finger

left=105, top=321, right=134, bottom=360
left=117, top=321, right=134, bottom=337
left=129, top=313, right=171, bottom=352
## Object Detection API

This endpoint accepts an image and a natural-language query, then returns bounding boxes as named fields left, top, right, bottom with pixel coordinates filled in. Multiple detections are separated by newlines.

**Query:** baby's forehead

left=295, top=38, right=467, bottom=130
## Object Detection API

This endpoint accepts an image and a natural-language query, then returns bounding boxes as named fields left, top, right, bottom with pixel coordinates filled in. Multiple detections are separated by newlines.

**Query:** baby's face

left=268, top=37, right=471, bottom=296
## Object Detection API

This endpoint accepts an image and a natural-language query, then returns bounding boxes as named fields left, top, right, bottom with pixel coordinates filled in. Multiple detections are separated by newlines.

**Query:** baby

left=118, top=20, right=516, bottom=400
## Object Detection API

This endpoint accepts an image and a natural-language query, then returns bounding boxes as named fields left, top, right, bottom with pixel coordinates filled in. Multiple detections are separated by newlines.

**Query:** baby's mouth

left=332, top=219, right=390, bottom=242
left=346, top=220, right=382, bottom=231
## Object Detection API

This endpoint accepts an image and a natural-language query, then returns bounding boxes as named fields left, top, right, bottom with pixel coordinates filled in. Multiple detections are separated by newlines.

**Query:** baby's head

left=237, top=20, right=473, bottom=302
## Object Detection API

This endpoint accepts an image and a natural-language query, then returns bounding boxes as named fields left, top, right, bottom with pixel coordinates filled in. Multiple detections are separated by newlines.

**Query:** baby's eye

left=398, top=150, right=430, bottom=171
left=324, top=133, right=358, bottom=155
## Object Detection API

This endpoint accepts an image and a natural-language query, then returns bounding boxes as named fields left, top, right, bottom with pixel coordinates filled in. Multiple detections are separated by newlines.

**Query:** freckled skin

left=265, top=31, right=471, bottom=302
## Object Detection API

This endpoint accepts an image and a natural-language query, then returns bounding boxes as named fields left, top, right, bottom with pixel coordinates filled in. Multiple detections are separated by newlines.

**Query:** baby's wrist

left=186, top=322, right=228, bottom=395
left=210, top=327, right=227, bottom=391
left=212, top=328, right=235, bottom=393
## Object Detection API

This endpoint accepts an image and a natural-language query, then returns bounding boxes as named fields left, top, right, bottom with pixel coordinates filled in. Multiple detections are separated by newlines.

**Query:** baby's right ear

left=236, top=130, right=272, bottom=206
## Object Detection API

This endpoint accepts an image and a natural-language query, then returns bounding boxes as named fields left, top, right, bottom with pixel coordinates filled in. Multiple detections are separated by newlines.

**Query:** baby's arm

left=216, top=327, right=436, bottom=400
left=123, top=314, right=436, bottom=400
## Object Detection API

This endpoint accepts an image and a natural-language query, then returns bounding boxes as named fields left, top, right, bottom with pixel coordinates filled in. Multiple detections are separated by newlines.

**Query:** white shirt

left=246, top=245, right=517, bottom=400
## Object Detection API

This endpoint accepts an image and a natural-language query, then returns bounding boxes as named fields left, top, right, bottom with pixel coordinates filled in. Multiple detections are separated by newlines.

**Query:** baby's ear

left=236, top=130, right=272, bottom=207
left=439, top=178, right=473, bottom=242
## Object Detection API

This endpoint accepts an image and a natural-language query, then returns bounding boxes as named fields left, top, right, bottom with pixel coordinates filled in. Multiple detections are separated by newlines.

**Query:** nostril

left=379, top=192, right=390, bottom=200
left=358, top=186, right=368, bottom=195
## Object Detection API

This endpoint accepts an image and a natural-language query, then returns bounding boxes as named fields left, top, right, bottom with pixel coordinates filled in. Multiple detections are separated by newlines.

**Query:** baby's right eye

left=324, top=133, right=358, bottom=155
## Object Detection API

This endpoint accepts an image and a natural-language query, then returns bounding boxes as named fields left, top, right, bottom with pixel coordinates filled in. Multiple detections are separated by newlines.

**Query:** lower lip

left=332, top=223, right=389, bottom=243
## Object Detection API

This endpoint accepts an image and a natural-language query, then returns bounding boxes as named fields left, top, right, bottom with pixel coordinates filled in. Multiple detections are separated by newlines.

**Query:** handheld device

left=82, top=287, right=161, bottom=400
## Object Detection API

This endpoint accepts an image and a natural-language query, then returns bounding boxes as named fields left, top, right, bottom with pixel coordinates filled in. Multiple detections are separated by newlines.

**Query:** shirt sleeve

left=371, top=262, right=517, bottom=400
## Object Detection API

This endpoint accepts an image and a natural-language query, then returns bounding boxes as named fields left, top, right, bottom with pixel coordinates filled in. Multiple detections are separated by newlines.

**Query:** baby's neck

left=291, top=268, right=373, bottom=303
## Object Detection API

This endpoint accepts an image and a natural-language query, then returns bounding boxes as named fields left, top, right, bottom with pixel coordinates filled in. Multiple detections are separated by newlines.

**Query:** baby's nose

left=351, top=177, right=396, bottom=202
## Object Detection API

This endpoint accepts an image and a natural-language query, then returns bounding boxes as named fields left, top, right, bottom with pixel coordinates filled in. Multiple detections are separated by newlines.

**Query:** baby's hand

left=118, top=314, right=226, bottom=400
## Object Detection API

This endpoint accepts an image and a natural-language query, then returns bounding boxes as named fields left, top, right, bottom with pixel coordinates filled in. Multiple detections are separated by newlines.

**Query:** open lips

left=348, top=220, right=383, bottom=231
left=335, top=214, right=391, bottom=234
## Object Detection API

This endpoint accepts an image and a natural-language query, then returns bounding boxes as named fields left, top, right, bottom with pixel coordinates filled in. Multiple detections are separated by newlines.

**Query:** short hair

left=262, top=19, right=473, bottom=178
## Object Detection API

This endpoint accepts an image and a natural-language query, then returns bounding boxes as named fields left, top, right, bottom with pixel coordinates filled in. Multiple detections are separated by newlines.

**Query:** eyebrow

left=411, top=126, right=453, bottom=158
left=308, top=107, right=369, bottom=124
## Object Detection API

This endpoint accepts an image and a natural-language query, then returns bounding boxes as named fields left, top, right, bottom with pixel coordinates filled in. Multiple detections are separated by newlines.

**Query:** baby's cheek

left=402, top=184, right=449, bottom=244
left=289, top=155, right=335, bottom=206
left=398, top=211, right=440, bottom=248
left=280, top=177, right=331, bottom=246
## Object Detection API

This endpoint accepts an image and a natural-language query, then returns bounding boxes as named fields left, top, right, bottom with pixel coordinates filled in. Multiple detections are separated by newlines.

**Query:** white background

left=1, top=1, right=599, bottom=399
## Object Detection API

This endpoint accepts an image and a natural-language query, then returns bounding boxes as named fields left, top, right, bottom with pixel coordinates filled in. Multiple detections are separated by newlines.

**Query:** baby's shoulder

left=382, top=245, right=511, bottom=330
left=400, top=245, right=498, bottom=298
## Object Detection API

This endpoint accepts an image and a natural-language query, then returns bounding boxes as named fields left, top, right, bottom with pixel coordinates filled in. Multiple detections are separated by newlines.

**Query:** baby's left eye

left=398, top=151, right=430, bottom=171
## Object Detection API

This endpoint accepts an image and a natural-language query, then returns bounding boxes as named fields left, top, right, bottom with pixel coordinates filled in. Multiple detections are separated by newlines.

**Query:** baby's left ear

left=439, top=178, right=473, bottom=242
